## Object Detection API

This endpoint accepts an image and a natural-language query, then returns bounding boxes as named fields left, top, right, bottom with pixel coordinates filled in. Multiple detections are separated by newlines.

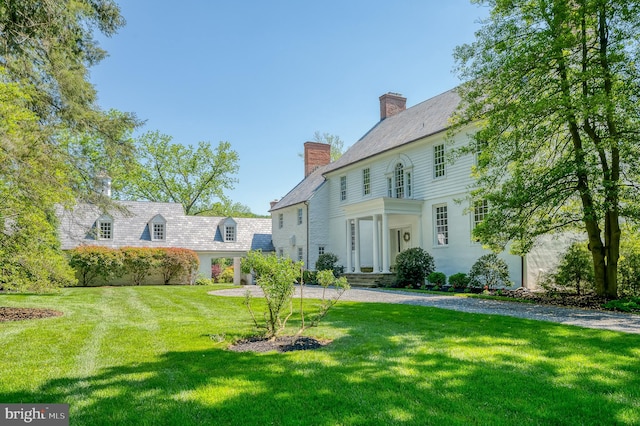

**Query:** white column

left=233, top=257, right=242, bottom=285
left=354, top=218, right=361, bottom=273
left=372, top=215, right=380, bottom=272
left=345, top=219, right=352, bottom=273
left=382, top=214, right=390, bottom=273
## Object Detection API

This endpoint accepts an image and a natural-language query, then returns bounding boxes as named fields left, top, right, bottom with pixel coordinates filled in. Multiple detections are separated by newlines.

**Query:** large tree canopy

left=0, top=0, right=138, bottom=291
left=451, top=0, right=640, bottom=298
left=115, top=131, right=240, bottom=216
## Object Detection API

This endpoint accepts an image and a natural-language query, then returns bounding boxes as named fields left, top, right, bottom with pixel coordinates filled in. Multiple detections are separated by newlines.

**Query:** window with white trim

left=298, top=247, right=303, bottom=261
left=387, top=177, right=393, bottom=197
left=394, top=163, right=404, bottom=198
left=363, top=168, right=371, bottom=196
left=472, top=200, right=488, bottom=242
left=149, top=215, right=167, bottom=241
left=278, top=213, right=283, bottom=229
left=434, top=144, right=446, bottom=178
left=318, top=245, right=325, bottom=256
left=435, top=205, right=448, bottom=246
left=153, top=223, right=165, bottom=241
left=98, top=218, right=112, bottom=240
left=340, top=176, right=347, bottom=201
left=224, top=224, right=236, bottom=242
left=297, top=208, right=303, bottom=225
left=406, top=172, right=412, bottom=197
left=350, top=221, right=355, bottom=251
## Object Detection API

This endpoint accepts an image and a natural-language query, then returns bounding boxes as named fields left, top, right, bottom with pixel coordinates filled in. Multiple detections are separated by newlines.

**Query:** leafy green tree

left=0, top=1, right=138, bottom=292
left=313, top=131, right=345, bottom=161
left=451, top=0, right=640, bottom=298
left=115, top=131, right=240, bottom=216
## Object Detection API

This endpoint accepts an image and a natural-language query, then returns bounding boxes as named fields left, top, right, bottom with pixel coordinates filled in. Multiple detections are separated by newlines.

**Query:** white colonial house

left=271, top=90, right=564, bottom=288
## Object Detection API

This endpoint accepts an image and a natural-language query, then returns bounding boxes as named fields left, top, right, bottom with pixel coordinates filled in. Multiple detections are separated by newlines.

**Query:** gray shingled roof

left=57, top=200, right=274, bottom=253
left=269, top=163, right=329, bottom=211
left=324, top=89, right=461, bottom=174
left=268, top=89, right=461, bottom=208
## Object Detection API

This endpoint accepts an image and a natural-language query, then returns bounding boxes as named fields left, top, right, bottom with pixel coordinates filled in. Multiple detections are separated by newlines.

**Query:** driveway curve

left=210, top=286, right=640, bottom=334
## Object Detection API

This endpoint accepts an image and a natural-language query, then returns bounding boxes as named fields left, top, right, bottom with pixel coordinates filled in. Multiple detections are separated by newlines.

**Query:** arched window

left=394, top=163, right=404, bottom=199
left=149, top=215, right=167, bottom=241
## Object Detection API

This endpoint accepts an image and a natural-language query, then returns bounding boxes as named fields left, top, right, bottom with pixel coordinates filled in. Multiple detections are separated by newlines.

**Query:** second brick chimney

left=304, top=141, right=331, bottom=177
left=379, top=92, right=407, bottom=120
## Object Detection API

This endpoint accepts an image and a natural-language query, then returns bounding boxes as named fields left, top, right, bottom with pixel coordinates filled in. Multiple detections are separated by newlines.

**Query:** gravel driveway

left=210, top=286, right=640, bottom=334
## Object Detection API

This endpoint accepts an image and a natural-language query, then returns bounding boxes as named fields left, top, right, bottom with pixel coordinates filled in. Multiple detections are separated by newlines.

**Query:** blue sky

left=91, top=1, right=488, bottom=215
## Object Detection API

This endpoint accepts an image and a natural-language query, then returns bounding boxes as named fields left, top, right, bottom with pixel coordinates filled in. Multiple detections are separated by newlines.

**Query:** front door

left=390, top=226, right=412, bottom=265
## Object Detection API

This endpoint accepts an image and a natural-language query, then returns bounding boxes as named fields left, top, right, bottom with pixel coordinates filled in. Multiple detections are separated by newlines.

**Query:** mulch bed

left=493, top=288, right=609, bottom=310
left=228, top=335, right=331, bottom=353
left=0, top=307, right=64, bottom=322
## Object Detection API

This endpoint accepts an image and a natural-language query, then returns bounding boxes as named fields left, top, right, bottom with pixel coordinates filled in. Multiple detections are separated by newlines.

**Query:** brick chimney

left=304, top=141, right=331, bottom=177
left=379, top=92, right=406, bottom=120
left=270, top=200, right=279, bottom=210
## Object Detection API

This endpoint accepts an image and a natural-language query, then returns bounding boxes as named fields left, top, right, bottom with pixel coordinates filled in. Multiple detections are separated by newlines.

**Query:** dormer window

left=222, top=218, right=237, bottom=242
left=149, top=215, right=167, bottom=241
left=96, top=215, right=113, bottom=240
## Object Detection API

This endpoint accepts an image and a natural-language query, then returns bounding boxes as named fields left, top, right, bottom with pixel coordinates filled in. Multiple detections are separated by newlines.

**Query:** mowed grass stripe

left=1, top=285, right=639, bottom=425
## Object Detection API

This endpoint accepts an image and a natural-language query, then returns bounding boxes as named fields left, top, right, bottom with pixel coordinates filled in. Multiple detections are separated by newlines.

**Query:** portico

left=343, top=197, right=423, bottom=273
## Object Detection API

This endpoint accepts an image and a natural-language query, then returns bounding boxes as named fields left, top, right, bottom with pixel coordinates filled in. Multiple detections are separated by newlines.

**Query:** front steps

left=342, top=273, right=395, bottom=288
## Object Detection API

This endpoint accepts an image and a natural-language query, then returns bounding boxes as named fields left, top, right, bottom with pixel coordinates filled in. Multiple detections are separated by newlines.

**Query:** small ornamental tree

left=241, top=250, right=303, bottom=339
left=427, top=272, right=447, bottom=286
left=553, top=242, right=594, bottom=295
left=468, top=253, right=512, bottom=290
left=303, top=269, right=350, bottom=329
left=394, top=248, right=435, bottom=289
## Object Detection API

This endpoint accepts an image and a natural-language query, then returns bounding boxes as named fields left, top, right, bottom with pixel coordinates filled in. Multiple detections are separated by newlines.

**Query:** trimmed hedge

left=68, top=246, right=199, bottom=286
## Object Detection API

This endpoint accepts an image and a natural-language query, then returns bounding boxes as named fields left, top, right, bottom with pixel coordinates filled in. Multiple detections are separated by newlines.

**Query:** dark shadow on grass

left=1, top=302, right=639, bottom=425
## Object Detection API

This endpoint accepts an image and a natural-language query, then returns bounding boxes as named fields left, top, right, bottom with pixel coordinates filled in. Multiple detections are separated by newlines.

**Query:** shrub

left=211, top=264, right=222, bottom=282
left=303, top=270, right=317, bottom=285
left=195, top=277, right=215, bottom=285
left=468, top=253, right=512, bottom=290
left=553, top=242, right=594, bottom=295
left=394, top=248, right=435, bottom=289
left=68, top=246, right=124, bottom=286
left=218, top=266, right=234, bottom=283
left=619, top=250, right=640, bottom=297
left=157, top=248, right=199, bottom=285
left=449, top=272, right=470, bottom=289
left=427, top=272, right=447, bottom=286
left=315, top=253, right=343, bottom=276
left=121, top=247, right=160, bottom=286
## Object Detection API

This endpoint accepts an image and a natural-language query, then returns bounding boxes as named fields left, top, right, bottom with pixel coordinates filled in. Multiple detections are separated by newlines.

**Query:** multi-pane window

left=224, top=225, right=236, bottom=242
left=350, top=221, right=355, bottom=251
left=153, top=223, right=165, bottom=241
left=394, top=163, right=404, bottom=198
left=278, top=213, right=283, bottom=229
left=340, top=176, right=347, bottom=201
left=363, top=168, right=371, bottom=196
left=435, top=205, right=448, bottom=246
left=472, top=200, right=488, bottom=242
left=387, top=177, right=393, bottom=197
left=98, top=220, right=112, bottom=240
left=406, top=172, right=412, bottom=197
left=318, top=245, right=325, bottom=256
left=298, top=247, right=303, bottom=261
left=297, top=208, right=303, bottom=225
left=434, top=144, right=445, bottom=178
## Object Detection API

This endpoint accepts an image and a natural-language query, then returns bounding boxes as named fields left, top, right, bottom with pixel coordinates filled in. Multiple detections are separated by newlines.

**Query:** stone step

left=342, top=273, right=395, bottom=288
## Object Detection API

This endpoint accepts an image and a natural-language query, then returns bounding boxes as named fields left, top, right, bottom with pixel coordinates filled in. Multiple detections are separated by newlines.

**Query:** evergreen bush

left=394, top=248, right=435, bottom=289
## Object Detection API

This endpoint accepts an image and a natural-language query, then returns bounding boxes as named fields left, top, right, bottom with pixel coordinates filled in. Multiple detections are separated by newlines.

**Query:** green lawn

left=1, top=286, right=639, bottom=425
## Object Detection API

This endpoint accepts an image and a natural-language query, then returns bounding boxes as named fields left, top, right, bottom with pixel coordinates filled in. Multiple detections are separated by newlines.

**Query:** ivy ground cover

left=0, top=285, right=638, bottom=425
